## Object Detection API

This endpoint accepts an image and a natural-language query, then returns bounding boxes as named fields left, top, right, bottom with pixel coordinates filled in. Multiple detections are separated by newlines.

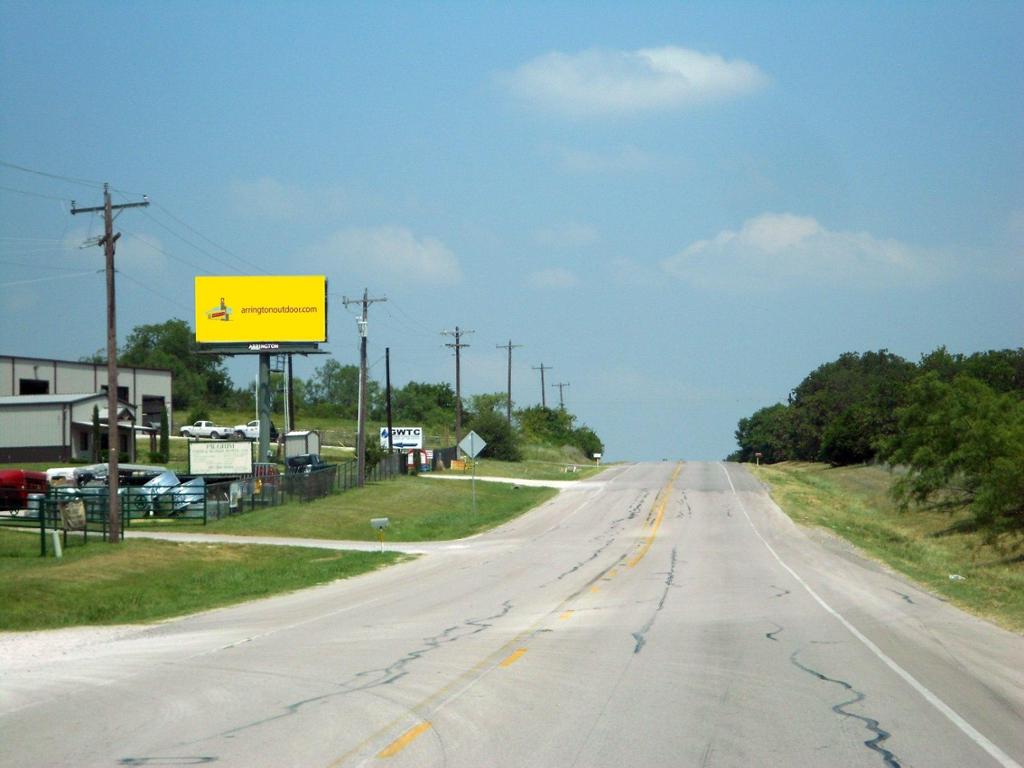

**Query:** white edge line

left=719, top=462, right=1021, bottom=768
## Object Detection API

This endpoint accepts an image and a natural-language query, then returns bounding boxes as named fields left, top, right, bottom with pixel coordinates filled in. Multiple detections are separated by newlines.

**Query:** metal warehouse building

left=0, top=355, right=172, bottom=463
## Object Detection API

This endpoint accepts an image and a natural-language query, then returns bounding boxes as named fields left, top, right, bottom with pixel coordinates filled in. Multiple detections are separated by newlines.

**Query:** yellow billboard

left=194, top=275, right=327, bottom=343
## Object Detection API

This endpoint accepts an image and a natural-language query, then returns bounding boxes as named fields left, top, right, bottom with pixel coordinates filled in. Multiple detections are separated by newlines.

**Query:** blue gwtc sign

left=379, top=427, right=423, bottom=450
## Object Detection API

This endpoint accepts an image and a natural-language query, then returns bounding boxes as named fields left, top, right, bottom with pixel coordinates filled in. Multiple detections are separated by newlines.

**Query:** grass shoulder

left=447, top=457, right=605, bottom=482
left=0, top=529, right=406, bottom=631
left=750, top=462, right=1024, bottom=633
left=161, top=475, right=557, bottom=541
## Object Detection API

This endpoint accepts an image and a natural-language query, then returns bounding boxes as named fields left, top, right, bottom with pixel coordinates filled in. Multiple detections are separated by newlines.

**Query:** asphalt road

left=2, top=462, right=1021, bottom=767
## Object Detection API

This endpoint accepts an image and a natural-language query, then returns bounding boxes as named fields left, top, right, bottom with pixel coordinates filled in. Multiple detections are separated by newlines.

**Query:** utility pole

left=496, top=339, right=522, bottom=425
left=551, top=382, right=570, bottom=410
left=385, top=347, right=394, bottom=453
left=71, top=184, right=148, bottom=544
left=343, top=289, right=386, bottom=486
left=442, top=326, right=473, bottom=447
left=532, top=363, right=552, bottom=408
left=286, top=354, right=295, bottom=434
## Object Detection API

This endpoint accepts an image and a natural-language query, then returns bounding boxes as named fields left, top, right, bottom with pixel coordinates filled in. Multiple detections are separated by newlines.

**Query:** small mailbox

left=370, top=517, right=390, bottom=531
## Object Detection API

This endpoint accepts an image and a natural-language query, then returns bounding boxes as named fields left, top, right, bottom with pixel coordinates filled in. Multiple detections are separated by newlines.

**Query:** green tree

left=391, top=381, right=456, bottom=426
left=468, top=408, right=522, bottom=461
left=118, top=319, right=233, bottom=410
left=572, top=425, right=604, bottom=459
left=304, top=360, right=380, bottom=418
left=731, top=402, right=796, bottom=463
left=516, top=405, right=576, bottom=445
left=881, top=374, right=1024, bottom=539
left=787, top=350, right=915, bottom=464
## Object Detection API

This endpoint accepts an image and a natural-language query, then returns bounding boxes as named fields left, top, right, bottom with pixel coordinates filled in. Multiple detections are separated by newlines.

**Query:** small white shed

left=284, top=430, right=320, bottom=458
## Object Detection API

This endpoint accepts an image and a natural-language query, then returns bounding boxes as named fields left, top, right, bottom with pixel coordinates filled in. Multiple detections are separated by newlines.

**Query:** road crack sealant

left=196, top=600, right=516, bottom=743
left=549, top=490, right=651, bottom=586
left=790, top=650, right=902, bottom=768
left=631, top=546, right=678, bottom=654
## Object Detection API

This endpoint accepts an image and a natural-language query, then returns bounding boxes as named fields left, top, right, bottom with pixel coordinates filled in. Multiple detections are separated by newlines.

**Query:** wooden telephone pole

left=343, top=289, right=386, bottom=486
left=533, top=363, right=552, bottom=408
left=551, top=381, right=570, bottom=410
left=496, top=339, right=522, bottom=425
left=442, top=326, right=473, bottom=446
left=71, top=184, right=149, bottom=543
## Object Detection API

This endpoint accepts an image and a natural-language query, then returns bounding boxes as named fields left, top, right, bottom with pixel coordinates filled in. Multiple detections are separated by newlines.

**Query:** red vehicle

left=0, top=469, right=48, bottom=510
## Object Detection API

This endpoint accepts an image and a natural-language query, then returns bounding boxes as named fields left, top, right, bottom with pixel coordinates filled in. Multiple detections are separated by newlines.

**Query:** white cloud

left=557, top=145, right=656, bottom=173
left=310, top=226, right=461, bottom=285
left=229, top=177, right=347, bottom=219
left=500, top=46, right=767, bottom=117
left=534, top=222, right=599, bottom=248
left=661, top=213, right=948, bottom=291
left=529, top=267, right=580, bottom=289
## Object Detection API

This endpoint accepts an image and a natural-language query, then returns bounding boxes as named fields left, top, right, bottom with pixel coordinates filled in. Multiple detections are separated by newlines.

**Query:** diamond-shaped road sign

left=458, top=430, right=487, bottom=458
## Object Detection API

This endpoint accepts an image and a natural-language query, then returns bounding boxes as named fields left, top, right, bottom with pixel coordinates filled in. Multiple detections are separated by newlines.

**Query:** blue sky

left=2, top=2, right=1021, bottom=461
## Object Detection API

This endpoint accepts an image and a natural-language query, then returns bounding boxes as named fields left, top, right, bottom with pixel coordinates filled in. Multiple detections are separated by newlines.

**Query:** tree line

left=730, top=347, right=1024, bottom=537
left=99, top=319, right=604, bottom=462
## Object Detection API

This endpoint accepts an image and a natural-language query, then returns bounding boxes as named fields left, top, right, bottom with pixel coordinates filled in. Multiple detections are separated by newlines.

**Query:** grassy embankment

left=0, top=530, right=406, bottom=631
left=157, top=476, right=557, bottom=541
left=750, top=462, right=1024, bottom=632
left=2, top=476, right=556, bottom=630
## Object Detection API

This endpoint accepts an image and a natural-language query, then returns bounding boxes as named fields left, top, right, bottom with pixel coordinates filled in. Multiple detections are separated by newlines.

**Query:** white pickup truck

left=179, top=420, right=229, bottom=439
left=232, top=420, right=279, bottom=441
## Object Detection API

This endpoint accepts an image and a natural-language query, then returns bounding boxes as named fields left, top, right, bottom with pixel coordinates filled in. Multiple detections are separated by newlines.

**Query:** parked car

left=232, top=420, right=279, bottom=441
left=0, top=469, right=48, bottom=510
left=285, top=453, right=328, bottom=473
left=180, top=420, right=229, bottom=439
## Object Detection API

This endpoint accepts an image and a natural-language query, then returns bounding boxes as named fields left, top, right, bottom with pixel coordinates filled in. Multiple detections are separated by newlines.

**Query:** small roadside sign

left=458, top=430, right=486, bottom=458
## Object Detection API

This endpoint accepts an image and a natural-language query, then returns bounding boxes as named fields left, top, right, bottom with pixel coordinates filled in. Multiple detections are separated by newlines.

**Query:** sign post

left=370, top=517, right=389, bottom=553
left=458, top=430, right=487, bottom=515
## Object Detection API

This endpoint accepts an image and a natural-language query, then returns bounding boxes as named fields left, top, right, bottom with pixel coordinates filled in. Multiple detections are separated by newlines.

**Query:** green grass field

left=750, top=462, right=1024, bottom=632
left=159, top=476, right=557, bottom=541
left=0, top=529, right=406, bottom=631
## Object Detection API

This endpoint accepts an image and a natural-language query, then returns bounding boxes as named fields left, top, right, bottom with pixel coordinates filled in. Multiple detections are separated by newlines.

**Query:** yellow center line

left=590, top=585, right=600, bottom=593
left=499, top=648, right=528, bottom=668
left=607, top=568, right=618, bottom=578
left=377, top=722, right=432, bottom=759
left=628, top=463, right=682, bottom=568
left=559, top=610, right=574, bottom=620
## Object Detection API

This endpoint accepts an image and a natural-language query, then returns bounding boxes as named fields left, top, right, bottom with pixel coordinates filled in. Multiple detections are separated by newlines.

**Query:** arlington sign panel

left=195, top=275, right=327, bottom=344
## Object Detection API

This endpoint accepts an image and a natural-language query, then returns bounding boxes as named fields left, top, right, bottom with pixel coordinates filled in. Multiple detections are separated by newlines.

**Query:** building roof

left=0, top=353, right=172, bottom=375
left=0, top=393, right=101, bottom=407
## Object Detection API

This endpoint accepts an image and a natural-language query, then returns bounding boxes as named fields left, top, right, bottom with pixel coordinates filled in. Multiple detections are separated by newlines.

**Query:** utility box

left=285, top=430, right=320, bottom=459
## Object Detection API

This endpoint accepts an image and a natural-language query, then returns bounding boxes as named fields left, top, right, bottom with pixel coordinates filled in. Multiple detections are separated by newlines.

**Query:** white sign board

left=380, top=426, right=423, bottom=450
left=458, top=430, right=487, bottom=459
left=189, top=441, right=253, bottom=475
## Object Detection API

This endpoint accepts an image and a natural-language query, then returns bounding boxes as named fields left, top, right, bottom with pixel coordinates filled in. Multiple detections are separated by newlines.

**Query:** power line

left=116, top=269, right=193, bottom=313
left=0, top=258, right=91, bottom=271
left=149, top=201, right=265, bottom=274
left=138, top=208, right=257, bottom=274
left=0, top=159, right=105, bottom=188
left=0, top=184, right=72, bottom=202
left=0, top=271, right=97, bottom=287
left=119, top=228, right=210, bottom=274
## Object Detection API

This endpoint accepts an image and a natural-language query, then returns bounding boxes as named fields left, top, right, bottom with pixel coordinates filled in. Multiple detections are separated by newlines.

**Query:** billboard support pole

left=258, top=353, right=272, bottom=463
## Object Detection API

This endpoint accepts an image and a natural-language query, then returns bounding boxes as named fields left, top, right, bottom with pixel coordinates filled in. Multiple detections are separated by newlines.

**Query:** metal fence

left=1, top=451, right=411, bottom=555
